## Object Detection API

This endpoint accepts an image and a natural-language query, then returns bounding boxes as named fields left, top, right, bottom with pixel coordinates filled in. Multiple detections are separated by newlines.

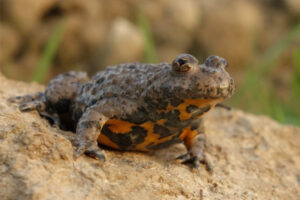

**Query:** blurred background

left=0, top=0, right=299, bottom=125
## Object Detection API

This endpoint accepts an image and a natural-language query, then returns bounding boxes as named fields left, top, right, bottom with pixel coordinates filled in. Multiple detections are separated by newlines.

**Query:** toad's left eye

left=172, top=54, right=198, bottom=73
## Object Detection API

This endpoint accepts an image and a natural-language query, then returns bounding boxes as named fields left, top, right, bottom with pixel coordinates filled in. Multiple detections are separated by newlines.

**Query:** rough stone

left=285, top=0, right=300, bottom=17
left=0, top=23, right=20, bottom=65
left=100, top=18, right=144, bottom=66
left=196, top=0, right=263, bottom=68
left=0, top=73, right=300, bottom=200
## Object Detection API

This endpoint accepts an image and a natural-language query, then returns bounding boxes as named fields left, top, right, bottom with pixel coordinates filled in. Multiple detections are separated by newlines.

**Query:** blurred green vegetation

left=33, top=15, right=299, bottom=126
left=32, top=20, right=65, bottom=83
left=231, top=23, right=300, bottom=126
left=137, top=11, right=158, bottom=63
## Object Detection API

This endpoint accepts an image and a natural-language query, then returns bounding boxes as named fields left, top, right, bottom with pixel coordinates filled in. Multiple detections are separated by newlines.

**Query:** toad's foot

left=8, top=92, right=44, bottom=104
left=8, top=92, right=47, bottom=112
left=176, top=152, right=212, bottom=172
left=74, top=142, right=106, bottom=161
left=9, top=92, right=47, bottom=112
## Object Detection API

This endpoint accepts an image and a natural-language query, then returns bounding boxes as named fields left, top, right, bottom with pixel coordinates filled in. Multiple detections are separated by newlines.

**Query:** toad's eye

left=172, top=54, right=198, bottom=73
left=177, top=58, right=187, bottom=66
left=205, top=55, right=227, bottom=68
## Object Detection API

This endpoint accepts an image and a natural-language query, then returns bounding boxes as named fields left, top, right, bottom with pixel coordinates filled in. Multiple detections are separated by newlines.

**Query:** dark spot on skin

left=91, top=87, right=97, bottom=95
left=164, top=110, right=181, bottom=127
left=170, top=98, right=183, bottom=107
left=91, top=99, right=97, bottom=105
left=129, top=65, right=136, bottom=69
left=148, top=111, right=164, bottom=122
left=157, top=100, right=168, bottom=110
left=125, top=108, right=148, bottom=124
left=83, top=83, right=92, bottom=93
left=153, top=124, right=172, bottom=138
left=96, top=77, right=105, bottom=84
left=186, top=105, right=199, bottom=113
left=146, top=136, right=181, bottom=150
left=144, top=96, right=160, bottom=111
left=125, top=78, right=131, bottom=84
left=101, top=124, right=147, bottom=149
left=112, top=79, right=119, bottom=84
left=88, top=99, right=98, bottom=107
left=216, top=88, right=221, bottom=95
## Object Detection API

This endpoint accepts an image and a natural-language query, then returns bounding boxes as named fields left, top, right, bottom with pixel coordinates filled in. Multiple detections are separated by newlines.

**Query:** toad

left=9, top=54, right=235, bottom=170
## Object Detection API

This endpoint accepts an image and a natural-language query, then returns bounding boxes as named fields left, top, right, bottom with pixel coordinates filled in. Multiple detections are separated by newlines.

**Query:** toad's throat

left=158, top=98, right=222, bottom=121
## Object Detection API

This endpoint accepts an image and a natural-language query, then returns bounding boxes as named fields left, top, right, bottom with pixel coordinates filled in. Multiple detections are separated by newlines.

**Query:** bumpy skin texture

left=9, top=54, right=235, bottom=170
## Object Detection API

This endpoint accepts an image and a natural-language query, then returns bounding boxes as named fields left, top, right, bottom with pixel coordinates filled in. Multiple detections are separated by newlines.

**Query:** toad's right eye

left=205, top=55, right=227, bottom=69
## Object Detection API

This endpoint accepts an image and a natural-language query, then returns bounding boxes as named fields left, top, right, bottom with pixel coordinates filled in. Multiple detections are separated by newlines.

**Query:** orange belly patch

left=98, top=134, right=120, bottom=149
left=98, top=119, right=176, bottom=151
left=135, top=121, right=174, bottom=150
left=105, top=119, right=135, bottom=134
left=179, top=127, right=198, bottom=150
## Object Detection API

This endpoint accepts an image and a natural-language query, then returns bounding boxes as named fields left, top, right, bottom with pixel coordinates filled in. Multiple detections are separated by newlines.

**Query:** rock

left=196, top=0, right=263, bottom=68
left=0, top=23, right=20, bottom=65
left=1, top=0, right=58, bottom=34
left=141, top=0, right=202, bottom=60
left=1, top=0, right=299, bottom=81
left=0, top=74, right=300, bottom=200
left=285, top=0, right=300, bottom=17
left=99, top=18, right=144, bottom=66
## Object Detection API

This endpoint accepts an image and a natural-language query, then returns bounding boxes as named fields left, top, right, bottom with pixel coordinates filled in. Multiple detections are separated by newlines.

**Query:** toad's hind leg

left=44, top=71, right=89, bottom=113
left=8, top=71, right=89, bottom=127
left=43, top=71, right=89, bottom=129
left=8, top=92, right=46, bottom=112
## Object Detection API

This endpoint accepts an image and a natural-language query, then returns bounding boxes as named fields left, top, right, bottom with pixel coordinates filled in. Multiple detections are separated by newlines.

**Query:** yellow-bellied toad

left=9, top=54, right=235, bottom=170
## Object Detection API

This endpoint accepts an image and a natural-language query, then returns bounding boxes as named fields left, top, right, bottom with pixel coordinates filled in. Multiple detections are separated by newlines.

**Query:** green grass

left=137, top=11, right=157, bottom=63
left=231, top=22, right=300, bottom=126
left=292, top=48, right=300, bottom=99
left=32, top=20, right=65, bottom=83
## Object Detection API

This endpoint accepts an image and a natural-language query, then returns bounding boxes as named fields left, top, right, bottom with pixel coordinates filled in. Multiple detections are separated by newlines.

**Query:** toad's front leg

left=74, top=98, right=138, bottom=161
left=177, top=119, right=212, bottom=172
left=74, top=106, right=108, bottom=161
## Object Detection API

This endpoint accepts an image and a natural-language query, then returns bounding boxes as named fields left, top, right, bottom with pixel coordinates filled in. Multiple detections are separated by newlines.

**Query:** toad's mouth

left=193, top=78, right=235, bottom=100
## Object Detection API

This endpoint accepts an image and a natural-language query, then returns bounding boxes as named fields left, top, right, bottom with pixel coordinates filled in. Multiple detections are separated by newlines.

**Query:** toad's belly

left=97, top=119, right=182, bottom=151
